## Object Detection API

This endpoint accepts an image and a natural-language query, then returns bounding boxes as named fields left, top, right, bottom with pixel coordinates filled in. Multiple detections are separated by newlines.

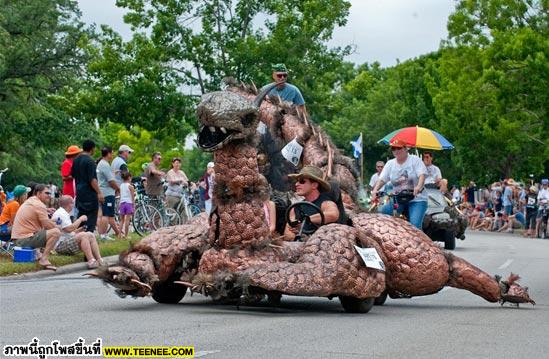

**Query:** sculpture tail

left=444, top=252, right=500, bottom=302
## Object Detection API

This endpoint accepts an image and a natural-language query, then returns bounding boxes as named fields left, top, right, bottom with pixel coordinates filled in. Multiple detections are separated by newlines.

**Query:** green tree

left=74, top=0, right=352, bottom=139
left=0, top=0, right=94, bottom=187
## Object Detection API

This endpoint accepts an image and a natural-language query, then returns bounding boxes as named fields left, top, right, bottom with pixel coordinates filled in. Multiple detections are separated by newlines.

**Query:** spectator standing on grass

left=524, top=186, right=538, bottom=238
left=52, top=195, right=104, bottom=269
left=200, top=162, right=215, bottom=215
left=502, top=179, right=516, bottom=215
left=61, top=145, right=82, bottom=198
left=144, top=152, right=166, bottom=199
left=11, top=184, right=61, bottom=271
left=112, top=144, right=134, bottom=186
left=72, top=140, right=102, bottom=233
left=97, top=146, right=121, bottom=240
left=466, top=181, right=476, bottom=205
left=535, top=179, right=549, bottom=237
left=451, top=185, right=461, bottom=203
left=119, top=172, right=135, bottom=239
left=165, top=157, right=189, bottom=210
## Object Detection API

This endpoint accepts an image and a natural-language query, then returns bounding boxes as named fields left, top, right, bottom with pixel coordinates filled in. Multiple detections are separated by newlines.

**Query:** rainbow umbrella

left=378, top=126, right=454, bottom=150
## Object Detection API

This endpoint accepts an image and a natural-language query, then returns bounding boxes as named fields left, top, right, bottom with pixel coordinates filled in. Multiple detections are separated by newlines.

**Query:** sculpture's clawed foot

left=85, top=265, right=153, bottom=297
left=497, top=273, right=535, bottom=307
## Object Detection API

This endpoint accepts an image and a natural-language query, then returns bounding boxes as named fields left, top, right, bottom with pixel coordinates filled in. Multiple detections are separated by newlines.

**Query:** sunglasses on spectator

left=391, top=147, right=403, bottom=151
left=43, top=191, right=51, bottom=195
left=297, top=178, right=309, bottom=184
left=276, top=73, right=288, bottom=79
left=376, top=166, right=384, bottom=168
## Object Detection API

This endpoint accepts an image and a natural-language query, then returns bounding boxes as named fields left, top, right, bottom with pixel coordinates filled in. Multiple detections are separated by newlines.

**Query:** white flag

left=281, top=138, right=303, bottom=166
left=350, top=133, right=362, bottom=159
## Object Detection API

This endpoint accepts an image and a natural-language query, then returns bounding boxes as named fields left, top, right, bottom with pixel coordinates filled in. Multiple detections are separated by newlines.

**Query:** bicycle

left=131, top=181, right=164, bottom=236
left=172, top=188, right=201, bottom=224
left=147, top=194, right=182, bottom=227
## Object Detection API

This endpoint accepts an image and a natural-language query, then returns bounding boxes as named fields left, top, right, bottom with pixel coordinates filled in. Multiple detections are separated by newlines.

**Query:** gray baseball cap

left=118, top=144, right=134, bottom=153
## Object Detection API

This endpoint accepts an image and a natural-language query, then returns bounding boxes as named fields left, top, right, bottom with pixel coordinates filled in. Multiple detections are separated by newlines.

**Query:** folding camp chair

left=0, top=226, right=14, bottom=257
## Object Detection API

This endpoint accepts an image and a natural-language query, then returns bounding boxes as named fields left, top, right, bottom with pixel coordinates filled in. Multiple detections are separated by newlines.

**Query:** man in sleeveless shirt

left=283, top=166, right=340, bottom=241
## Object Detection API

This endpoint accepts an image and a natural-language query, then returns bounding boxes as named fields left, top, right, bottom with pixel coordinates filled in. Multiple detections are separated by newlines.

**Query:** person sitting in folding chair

left=11, top=184, right=61, bottom=271
left=0, top=185, right=31, bottom=255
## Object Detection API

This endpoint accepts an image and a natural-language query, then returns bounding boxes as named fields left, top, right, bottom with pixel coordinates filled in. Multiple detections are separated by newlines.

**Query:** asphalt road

left=1, top=231, right=548, bottom=359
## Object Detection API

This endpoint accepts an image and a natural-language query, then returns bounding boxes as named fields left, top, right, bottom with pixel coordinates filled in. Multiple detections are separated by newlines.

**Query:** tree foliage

left=0, top=0, right=547, bottom=189
left=0, top=0, right=95, bottom=188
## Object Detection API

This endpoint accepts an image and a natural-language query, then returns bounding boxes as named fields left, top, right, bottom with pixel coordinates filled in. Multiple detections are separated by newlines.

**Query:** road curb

left=0, top=255, right=119, bottom=281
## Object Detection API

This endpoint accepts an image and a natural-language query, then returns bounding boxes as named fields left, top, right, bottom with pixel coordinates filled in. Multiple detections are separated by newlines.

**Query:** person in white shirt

left=422, top=151, right=449, bottom=194
left=451, top=185, right=462, bottom=203
left=368, top=161, right=386, bottom=193
left=371, top=140, right=427, bottom=229
left=52, top=195, right=104, bottom=269
left=535, top=179, right=549, bottom=237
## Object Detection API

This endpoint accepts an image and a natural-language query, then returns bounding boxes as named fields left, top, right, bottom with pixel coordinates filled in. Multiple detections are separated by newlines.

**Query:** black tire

left=133, top=204, right=163, bottom=236
left=444, top=230, right=456, bottom=250
left=374, top=291, right=388, bottom=306
left=152, top=281, right=187, bottom=304
left=339, top=296, right=375, bottom=313
left=267, top=293, right=282, bottom=306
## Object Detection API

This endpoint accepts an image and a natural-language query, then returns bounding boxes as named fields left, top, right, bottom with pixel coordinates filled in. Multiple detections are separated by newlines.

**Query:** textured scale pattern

left=93, top=87, right=534, bottom=308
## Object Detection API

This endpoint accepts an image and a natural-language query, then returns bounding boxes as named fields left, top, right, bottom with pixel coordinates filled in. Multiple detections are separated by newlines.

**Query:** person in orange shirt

left=0, top=185, right=30, bottom=229
left=0, top=186, right=6, bottom=213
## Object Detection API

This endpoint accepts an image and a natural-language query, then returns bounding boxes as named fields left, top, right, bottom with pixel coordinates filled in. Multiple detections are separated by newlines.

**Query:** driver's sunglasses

left=297, top=178, right=309, bottom=184
left=276, top=73, right=288, bottom=79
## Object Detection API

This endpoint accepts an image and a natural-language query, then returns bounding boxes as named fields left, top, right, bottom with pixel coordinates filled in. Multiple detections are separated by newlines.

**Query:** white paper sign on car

left=354, top=246, right=385, bottom=271
left=281, top=138, right=303, bottom=166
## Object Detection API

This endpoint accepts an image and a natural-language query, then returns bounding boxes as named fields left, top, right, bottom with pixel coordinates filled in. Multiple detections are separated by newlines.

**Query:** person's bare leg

left=39, top=228, right=61, bottom=265
left=97, top=216, right=107, bottom=235
left=76, top=234, right=94, bottom=261
left=108, top=217, right=121, bottom=237
left=87, top=233, right=102, bottom=261
left=122, top=215, right=130, bottom=238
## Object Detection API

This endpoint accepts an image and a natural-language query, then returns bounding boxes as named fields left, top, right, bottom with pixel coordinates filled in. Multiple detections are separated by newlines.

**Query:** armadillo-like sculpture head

left=196, top=85, right=274, bottom=152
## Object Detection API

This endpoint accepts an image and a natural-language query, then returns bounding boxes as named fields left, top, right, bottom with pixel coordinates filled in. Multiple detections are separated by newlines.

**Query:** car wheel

left=444, top=230, right=456, bottom=250
left=152, top=281, right=187, bottom=304
left=374, top=291, right=388, bottom=306
left=339, top=296, right=375, bottom=313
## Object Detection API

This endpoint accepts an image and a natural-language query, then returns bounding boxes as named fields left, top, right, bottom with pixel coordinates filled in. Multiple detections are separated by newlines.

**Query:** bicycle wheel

left=189, top=204, right=201, bottom=217
left=133, top=204, right=164, bottom=236
left=164, top=207, right=182, bottom=226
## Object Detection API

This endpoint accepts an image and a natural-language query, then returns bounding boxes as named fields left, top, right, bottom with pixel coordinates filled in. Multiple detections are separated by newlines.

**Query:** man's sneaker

left=100, top=234, right=115, bottom=241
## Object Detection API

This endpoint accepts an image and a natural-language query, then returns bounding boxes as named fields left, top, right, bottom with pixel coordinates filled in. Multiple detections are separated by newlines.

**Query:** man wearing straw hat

left=283, top=165, right=340, bottom=241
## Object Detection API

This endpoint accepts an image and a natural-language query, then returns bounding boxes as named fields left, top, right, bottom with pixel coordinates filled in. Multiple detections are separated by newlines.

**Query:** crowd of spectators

left=458, top=178, right=549, bottom=237
left=0, top=140, right=215, bottom=269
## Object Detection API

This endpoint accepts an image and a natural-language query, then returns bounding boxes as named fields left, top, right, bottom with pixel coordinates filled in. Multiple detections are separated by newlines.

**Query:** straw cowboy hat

left=288, top=165, right=331, bottom=192
left=65, top=145, right=82, bottom=156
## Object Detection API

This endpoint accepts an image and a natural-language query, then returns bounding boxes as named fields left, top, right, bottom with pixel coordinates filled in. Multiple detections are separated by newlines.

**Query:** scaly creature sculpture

left=90, top=86, right=534, bottom=311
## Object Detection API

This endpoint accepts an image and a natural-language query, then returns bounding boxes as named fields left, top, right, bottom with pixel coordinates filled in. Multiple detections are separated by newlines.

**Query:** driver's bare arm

left=309, top=201, right=339, bottom=225
left=283, top=208, right=298, bottom=241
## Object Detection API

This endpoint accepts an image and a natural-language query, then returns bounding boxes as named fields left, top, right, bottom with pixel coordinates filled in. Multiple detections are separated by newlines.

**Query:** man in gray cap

left=261, top=63, right=306, bottom=117
left=112, top=144, right=134, bottom=185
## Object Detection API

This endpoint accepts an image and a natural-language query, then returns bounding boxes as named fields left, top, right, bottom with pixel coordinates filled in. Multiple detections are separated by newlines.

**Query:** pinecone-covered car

left=422, top=187, right=468, bottom=250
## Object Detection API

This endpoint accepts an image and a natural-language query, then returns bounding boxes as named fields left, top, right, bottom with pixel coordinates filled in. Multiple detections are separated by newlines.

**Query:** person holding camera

left=371, top=139, right=427, bottom=229
left=52, top=195, right=104, bottom=269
